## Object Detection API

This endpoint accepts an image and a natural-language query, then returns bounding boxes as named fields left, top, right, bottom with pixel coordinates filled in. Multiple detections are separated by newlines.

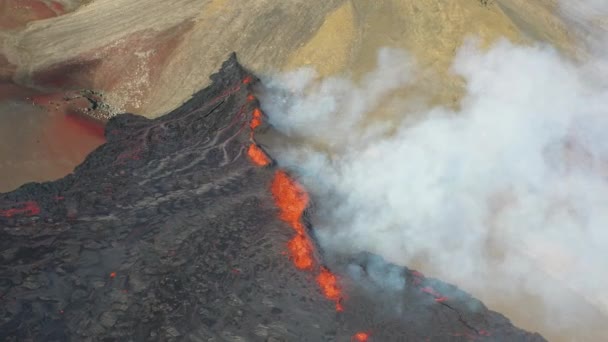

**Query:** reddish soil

left=0, top=0, right=65, bottom=29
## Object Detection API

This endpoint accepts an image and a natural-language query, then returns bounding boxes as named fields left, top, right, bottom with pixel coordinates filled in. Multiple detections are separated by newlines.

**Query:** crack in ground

left=439, top=302, right=481, bottom=335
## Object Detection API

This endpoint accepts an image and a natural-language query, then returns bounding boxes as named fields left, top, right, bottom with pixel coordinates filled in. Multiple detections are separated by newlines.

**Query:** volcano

left=0, top=55, right=545, bottom=341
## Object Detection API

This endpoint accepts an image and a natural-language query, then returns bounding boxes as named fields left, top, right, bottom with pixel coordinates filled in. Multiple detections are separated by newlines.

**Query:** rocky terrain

left=1, top=0, right=575, bottom=117
left=0, top=0, right=579, bottom=192
left=1, top=2, right=606, bottom=340
left=0, top=55, right=545, bottom=341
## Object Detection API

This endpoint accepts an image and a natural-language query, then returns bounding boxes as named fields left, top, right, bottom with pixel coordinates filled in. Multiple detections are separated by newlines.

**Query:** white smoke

left=259, top=6, right=608, bottom=332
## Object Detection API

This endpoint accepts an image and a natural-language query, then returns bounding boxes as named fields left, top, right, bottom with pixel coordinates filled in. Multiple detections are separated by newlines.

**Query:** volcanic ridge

left=0, top=54, right=545, bottom=341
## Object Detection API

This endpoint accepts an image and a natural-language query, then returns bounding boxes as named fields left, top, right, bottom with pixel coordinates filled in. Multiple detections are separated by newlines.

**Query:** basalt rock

left=0, top=54, right=545, bottom=341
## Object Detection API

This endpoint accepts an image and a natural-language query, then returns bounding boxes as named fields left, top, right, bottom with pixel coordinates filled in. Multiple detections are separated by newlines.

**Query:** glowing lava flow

left=352, top=332, right=370, bottom=342
left=247, top=144, right=271, bottom=167
left=271, top=170, right=314, bottom=269
left=317, top=267, right=344, bottom=311
left=317, top=268, right=341, bottom=300
left=0, top=201, right=41, bottom=218
left=242, top=78, right=365, bottom=338
left=250, top=108, right=262, bottom=130
left=270, top=170, right=347, bottom=311
left=244, top=87, right=271, bottom=166
left=414, top=272, right=449, bottom=303
left=270, top=171, right=308, bottom=231
left=287, top=234, right=315, bottom=270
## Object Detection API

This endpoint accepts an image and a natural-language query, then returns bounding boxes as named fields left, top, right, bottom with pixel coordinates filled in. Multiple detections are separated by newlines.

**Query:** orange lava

left=247, top=144, right=271, bottom=167
left=317, top=266, right=344, bottom=311
left=270, top=171, right=309, bottom=233
left=353, top=332, right=370, bottom=342
left=316, top=267, right=341, bottom=301
left=242, top=81, right=362, bottom=336
left=250, top=108, right=263, bottom=130
left=420, top=286, right=448, bottom=303
left=271, top=171, right=315, bottom=270
left=270, top=170, right=346, bottom=311
left=288, top=235, right=314, bottom=270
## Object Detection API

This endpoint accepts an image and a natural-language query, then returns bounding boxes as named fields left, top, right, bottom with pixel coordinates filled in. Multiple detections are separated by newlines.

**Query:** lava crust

left=0, top=54, right=545, bottom=341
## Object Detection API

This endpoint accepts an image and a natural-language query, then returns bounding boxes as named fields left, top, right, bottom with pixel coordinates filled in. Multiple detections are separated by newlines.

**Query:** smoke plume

left=259, top=4, right=608, bottom=330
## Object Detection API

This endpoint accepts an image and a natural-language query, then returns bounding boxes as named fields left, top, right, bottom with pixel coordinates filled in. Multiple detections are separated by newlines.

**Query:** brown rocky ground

left=0, top=0, right=576, bottom=193
left=1, top=0, right=575, bottom=117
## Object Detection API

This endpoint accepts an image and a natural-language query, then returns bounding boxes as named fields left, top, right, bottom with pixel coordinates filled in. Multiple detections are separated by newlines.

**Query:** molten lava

left=270, top=171, right=309, bottom=231
left=317, top=267, right=344, bottom=311
left=288, top=235, right=314, bottom=270
left=317, top=267, right=341, bottom=301
left=353, top=332, right=370, bottom=342
left=243, top=82, right=347, bottom=319
left=271, top=171, right=315, bottom=270
left=250, top=108, right=263, bottom=130
left=421, top=286, right=448, bottom=303
left=247, top=144, right=271, bottom=167
left=0, top=201, right=41, bottom=218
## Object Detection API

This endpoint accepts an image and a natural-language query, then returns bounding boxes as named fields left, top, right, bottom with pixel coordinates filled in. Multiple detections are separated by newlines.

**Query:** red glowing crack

left=244, top=78, right=367, bottom=338
left=0, top=201, right=41, bottom=218
left=352, top=332, right=370, bottom=341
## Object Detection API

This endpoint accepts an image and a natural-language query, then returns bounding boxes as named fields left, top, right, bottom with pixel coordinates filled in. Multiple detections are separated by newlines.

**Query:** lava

left=287, top=235, right=314, bottom=270
left=0, top=201, right=40, bottom=218
left=244, top=81, right=345, bottom=318
left=421, top=286, right=448, bottom=303
left=0, top=55, right=547, bottom=342
left=353, top=332, right=370, bottom=341
left=317, top=267, right=344, bottom=311
left=271, top=170, right=315, bottom=270
left=270, top=170, right=309, bottom=232
left=317, top=267, right=341, bottom=301
left=250, top=107, right=263, bottom=130
left=247, top=144, right=270, bottom=167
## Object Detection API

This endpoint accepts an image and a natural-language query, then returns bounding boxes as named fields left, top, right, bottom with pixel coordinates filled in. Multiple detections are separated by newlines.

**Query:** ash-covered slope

left=0, top=55, right=545, bottom=341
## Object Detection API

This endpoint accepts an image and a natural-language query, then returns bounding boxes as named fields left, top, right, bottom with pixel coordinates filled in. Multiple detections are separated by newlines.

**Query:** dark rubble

left=0, top=54, right=545, bottom=342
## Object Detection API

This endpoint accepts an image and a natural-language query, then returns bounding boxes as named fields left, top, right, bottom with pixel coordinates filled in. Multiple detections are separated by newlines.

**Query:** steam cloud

left=259, top=3, right=608, bottom=329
